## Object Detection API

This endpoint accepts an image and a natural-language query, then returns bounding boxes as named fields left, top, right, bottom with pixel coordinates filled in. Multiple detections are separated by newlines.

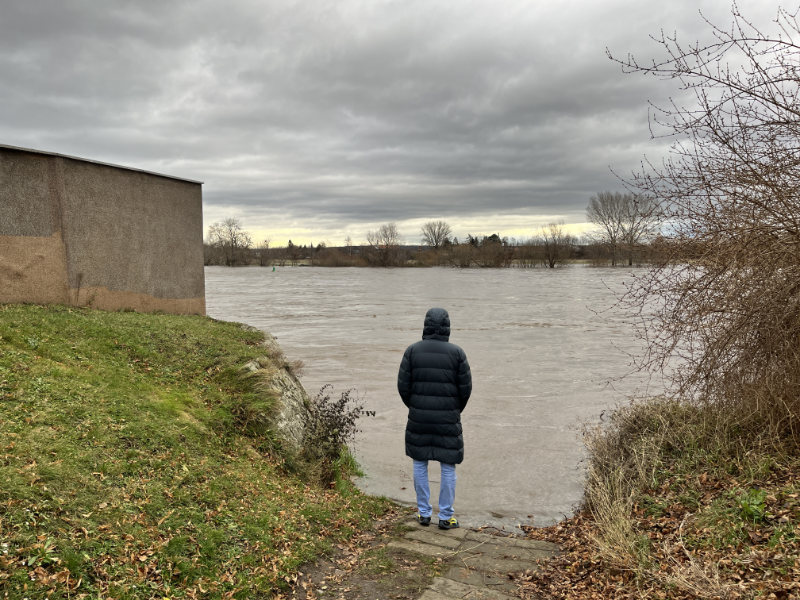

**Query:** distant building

left=0, top=144, right=205, bottom=314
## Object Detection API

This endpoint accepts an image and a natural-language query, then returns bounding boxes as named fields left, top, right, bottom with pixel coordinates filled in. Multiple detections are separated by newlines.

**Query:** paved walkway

left=388, top=519, right=559, bottom=599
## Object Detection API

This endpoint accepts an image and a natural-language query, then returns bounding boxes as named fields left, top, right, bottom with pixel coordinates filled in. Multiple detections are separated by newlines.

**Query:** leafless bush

left=579, top=7, right=800, bottom=589
left=614, top=4, right=800, bottom=445
left=300, top=385, right=375, bottom=483
left=365, top=222, right=403, bottom=266
left=538, top=222, right=575, bottom=268
left=446, top=242, right=476, bottom=268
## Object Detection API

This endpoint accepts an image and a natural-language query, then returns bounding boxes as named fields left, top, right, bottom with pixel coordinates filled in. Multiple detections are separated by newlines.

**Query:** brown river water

left=205, top=265, right=658, bottom=529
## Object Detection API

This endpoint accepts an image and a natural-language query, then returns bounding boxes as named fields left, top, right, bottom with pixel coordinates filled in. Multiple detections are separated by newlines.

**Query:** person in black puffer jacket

left=397, top=307, right=472, bottom=530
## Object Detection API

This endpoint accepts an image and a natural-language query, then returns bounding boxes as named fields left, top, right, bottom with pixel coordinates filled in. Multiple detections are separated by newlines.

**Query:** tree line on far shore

left=204, top=191, right=662, bottom=268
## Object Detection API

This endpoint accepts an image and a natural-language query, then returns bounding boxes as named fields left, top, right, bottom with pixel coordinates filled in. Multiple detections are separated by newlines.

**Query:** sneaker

left=438, top=517, right=459, bottom=530
left=416, top=514, right=431, bottom=526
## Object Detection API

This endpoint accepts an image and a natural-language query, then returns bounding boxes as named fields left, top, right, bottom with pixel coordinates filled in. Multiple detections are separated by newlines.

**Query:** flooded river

left=205, top=266, right=654, bottom=529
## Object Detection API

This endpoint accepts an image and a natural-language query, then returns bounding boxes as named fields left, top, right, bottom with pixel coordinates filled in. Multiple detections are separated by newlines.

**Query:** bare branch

left=615, top=4, right=800, bottom=437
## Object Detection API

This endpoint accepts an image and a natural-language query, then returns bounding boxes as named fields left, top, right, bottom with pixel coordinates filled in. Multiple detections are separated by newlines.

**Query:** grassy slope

left=0, top=304, right=390, bottom=600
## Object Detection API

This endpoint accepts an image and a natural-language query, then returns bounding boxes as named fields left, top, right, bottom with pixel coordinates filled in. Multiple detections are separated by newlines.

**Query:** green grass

left=0, top=304, right=391, bottom=599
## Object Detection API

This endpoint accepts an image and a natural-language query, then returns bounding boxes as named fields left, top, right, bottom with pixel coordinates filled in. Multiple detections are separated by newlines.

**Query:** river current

left=205, top=265, right=654, bottom=529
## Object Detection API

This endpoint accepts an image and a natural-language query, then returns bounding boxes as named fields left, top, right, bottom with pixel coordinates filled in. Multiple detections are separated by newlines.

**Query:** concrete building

left=0, top=144, right=205, bottom=314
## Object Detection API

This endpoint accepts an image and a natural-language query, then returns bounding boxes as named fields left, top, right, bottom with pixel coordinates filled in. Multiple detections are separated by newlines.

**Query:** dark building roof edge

left=0, top=143, right=204, bottom=185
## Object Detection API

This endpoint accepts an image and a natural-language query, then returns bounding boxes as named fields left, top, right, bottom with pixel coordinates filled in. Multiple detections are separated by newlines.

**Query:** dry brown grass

left=520, top=398, right=800, bottom=599
left=582, top=395, right=798, bottom=577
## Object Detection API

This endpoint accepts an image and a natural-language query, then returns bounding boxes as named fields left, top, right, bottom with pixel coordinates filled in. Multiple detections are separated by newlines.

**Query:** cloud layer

left=0, top=1, right=782, bottom=244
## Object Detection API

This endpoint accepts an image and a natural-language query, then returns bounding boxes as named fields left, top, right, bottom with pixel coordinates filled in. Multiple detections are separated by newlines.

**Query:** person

left=397, top=307, right=472, bottom=530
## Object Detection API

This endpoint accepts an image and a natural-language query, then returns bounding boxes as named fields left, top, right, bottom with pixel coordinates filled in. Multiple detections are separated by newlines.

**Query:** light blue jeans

left=413, top=460, right=456, bottom=520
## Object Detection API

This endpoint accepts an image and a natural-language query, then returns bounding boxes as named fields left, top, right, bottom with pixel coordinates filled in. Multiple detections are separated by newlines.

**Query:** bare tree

left=366, top=222, right=401, bottom=266
left=587, top=192, right=626, bottom=266
left=366, top=222, right=399, bottom=248
left=620, top=195, right=659, bottom=265
left=421, top=220, right=452, bottom=249
left=539, top=222, right=575, bottom=268
left=207, top=218, right=253, bottom=266
left=286, top=240, right=303, bottom=266
left=257, top=238, right=271, bottom=267
left=612, top=5, right=800, bottom=434
left=587, top=192, right=654, bottom=266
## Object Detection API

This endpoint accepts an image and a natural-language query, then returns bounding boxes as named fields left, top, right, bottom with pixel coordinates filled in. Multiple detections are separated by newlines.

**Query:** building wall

left=0, top=146, right=205, bottom=314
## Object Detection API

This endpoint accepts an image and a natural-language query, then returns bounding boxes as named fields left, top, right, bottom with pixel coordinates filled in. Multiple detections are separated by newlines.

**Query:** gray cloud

left=0, top=0, right=784, bottom=243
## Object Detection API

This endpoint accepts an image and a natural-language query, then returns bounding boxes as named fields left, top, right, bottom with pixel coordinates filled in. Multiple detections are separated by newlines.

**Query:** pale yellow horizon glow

left=230, top=216, right=596, bottom=248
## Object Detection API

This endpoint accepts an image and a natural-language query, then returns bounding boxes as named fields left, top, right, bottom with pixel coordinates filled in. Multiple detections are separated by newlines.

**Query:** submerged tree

left=257, top=238, right=271, bottom=267
left=207, top=218, right=253, bottom=266
left=539, top=222, right=574, bottom=268
left=587, top=191, right=658, bottom=266
left=586, top=191, right=627, bottom=266
left=615, top=5, right=800, bottom=437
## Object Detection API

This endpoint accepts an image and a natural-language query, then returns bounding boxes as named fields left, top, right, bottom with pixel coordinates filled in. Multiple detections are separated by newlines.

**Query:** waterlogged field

left=206, top=265, right=657, bottom=528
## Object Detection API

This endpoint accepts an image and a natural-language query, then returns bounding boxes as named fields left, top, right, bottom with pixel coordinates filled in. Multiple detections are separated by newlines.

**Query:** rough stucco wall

left=0, top=150, right=62, bottom=237
left=59, top=159, right=205, bottom=309
left=0, top=150, right=71, bottom=304
left=0, top=147, right=205, bottom=314
left=0, top=233, right=70, bottom=305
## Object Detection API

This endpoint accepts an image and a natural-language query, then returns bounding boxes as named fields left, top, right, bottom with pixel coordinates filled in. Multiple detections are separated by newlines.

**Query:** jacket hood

left=422, top=307, right=450, bottom=341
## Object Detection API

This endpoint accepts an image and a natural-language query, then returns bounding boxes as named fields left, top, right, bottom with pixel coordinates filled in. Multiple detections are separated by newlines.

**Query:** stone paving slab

left=444, top=565, right=517, bottom=594
left=389, top=520, right=559, bottom=599
left=457, top=553, right=538, bottom=574
left=429, top=576, right=518, bottom=599
left=465, top=531, right=560, bottom=552
left=464, top=541, right=557, bottom=563
left=387, top=539, right=455, bottom=558
left=418, top=591, right=455, bottom=600
left=405, top=529, right=463, bottom=549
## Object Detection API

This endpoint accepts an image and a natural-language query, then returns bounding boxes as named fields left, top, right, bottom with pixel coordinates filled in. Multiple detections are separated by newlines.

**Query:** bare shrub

left=578, top=0, right=800, bottom=568
left=611, top=5, right=800, bottom=445
left=447, top=241, right=476, bottom=268
left=538, top=222, right=575, bottom=268
left=300, top=385, right=375, bottom=484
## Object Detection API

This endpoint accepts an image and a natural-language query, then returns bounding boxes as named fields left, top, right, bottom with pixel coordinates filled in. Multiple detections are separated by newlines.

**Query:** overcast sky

left=0, top=1, right=784, bottom=245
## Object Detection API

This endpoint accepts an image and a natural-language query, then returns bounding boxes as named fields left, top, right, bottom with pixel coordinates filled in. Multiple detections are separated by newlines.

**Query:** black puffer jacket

left=397, top=308, right=472, bottom=464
